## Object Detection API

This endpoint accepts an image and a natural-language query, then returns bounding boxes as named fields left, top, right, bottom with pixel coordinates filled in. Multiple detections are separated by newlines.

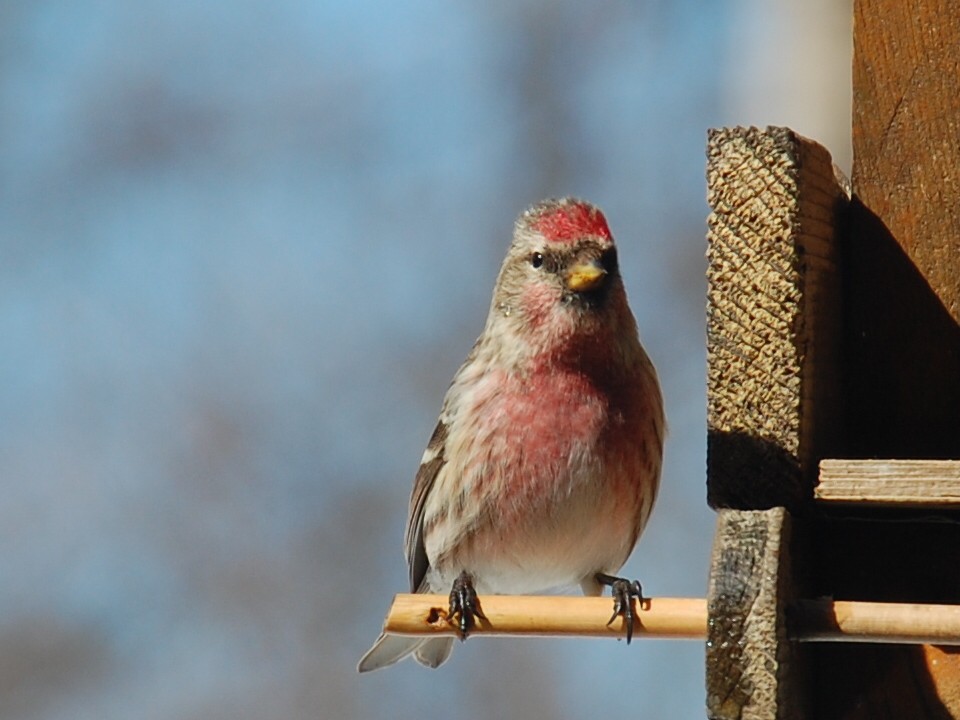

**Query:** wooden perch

left=378, top=593, right=960, bottom=646
left=383, top=594, right=706, bottom=639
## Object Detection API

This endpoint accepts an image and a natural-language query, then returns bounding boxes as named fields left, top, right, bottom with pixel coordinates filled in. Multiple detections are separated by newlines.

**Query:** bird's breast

left=423, top=363, right=655, bottom=593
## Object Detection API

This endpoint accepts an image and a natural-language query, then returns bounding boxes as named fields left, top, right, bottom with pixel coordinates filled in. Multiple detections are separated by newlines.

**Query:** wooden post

left=707, top=508, right=801, bottom=719
left=705, top=127, right=847, bottom=718
left=706, top=127, right=845, bottom=513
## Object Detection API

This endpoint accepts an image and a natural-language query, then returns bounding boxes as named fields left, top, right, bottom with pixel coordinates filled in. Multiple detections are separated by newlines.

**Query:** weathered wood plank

left=707, top=508, right=806, bottom=720
left=851, top=0, right=960, bottom=322
left=706, top=127, right=847, bottom=511
left=817, top=459, right=960, bottom=506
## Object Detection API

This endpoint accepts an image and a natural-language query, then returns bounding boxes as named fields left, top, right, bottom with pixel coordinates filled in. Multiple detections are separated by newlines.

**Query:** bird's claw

left=448, top=570, right=485, bottom=641
left=597, top=572, right=646, bottom=643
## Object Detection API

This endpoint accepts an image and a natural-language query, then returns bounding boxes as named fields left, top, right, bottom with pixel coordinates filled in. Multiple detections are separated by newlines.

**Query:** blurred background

left=0, top=1, right=850, bottom=718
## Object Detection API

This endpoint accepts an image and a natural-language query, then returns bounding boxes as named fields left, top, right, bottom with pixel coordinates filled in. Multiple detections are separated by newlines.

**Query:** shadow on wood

left=815, top=644, right=956, bottom=720
left=842, top=196, right=960, bottom=460
left=813, top=517, right=960, bottom=607
left=707, top=430, right=805, bottom=511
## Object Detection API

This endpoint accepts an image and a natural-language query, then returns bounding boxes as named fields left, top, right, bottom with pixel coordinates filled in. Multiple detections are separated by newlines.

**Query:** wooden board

left=817, top=459, right=960, bottom=506
left=707, top=508, right=806, bottom=720
left=851, top=0, right=960, bottom=322
left=706, top=127, right=847, bottom=510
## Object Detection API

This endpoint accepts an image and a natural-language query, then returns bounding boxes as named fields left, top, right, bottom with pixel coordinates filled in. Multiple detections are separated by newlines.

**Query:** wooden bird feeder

left=371, top=2, right=960, bottom=715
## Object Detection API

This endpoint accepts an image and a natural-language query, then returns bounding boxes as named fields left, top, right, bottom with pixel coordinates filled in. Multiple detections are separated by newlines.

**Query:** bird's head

left=485, top=198, right=640, bottom=369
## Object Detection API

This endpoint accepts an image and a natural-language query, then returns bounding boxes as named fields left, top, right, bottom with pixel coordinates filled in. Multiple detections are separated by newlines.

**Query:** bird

left=358, top=197, right=664, bottom=672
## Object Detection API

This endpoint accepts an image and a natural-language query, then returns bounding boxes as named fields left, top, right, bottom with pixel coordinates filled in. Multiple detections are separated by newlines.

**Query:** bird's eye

left=530, top=252, right=544, bottom=269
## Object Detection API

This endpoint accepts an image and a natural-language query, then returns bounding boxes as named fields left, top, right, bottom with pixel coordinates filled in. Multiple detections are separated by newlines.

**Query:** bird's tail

left=357, top=633, right=454, bottom=673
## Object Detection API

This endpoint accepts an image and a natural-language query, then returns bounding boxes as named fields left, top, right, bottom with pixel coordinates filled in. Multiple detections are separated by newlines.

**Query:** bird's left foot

left=596, top=572, right=647, bottom=643
left=448, top=571, right=486, bottom=641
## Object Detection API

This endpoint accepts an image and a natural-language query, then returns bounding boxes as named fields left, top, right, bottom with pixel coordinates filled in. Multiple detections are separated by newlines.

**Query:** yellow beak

left=565, top=260, right=607, bottom=292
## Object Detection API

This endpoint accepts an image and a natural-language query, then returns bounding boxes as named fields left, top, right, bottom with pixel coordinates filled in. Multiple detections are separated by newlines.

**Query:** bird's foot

left=596, top=572, right=647, bottom=643
left=448, top=570, right=486, bottom=641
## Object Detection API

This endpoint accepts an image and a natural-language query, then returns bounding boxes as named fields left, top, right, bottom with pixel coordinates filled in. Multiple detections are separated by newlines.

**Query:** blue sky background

left=0, top=2, right=849, bottom=718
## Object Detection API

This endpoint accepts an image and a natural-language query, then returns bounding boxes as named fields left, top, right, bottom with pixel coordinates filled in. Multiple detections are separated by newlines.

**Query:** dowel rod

left=384, top=594, right=706, bottom=639
left=379, top=594, right=960, bottom=645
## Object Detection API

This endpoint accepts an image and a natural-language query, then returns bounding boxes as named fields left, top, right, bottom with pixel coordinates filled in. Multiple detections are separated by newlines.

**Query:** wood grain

left=706, top=127, right=847, bottom=511
left=817, top=459, right=960, bottom=505
left=844, top=1, right=960, bottom=461
left=707, top=508, right=805, bottom=720
left=852, top=0, right=960, bottom=322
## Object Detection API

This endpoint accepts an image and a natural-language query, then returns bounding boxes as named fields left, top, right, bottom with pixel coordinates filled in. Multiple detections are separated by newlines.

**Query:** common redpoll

left=358, top=198, right=664, bottom=672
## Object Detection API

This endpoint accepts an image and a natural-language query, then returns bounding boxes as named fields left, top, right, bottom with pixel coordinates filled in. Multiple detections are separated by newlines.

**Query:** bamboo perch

left=379, top=594, right=960, bottom=645
left=384, top=594, right=707, bottom=639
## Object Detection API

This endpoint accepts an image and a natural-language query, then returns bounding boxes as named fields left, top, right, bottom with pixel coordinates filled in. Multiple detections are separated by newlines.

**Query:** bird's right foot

left=448, top=571, right=486, bottom=640
left=596, top=572, right=647, bottom=644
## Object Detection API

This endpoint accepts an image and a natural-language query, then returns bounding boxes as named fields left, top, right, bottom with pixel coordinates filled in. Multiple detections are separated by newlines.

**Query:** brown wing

left=404, top=419, right=449, bottom=593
